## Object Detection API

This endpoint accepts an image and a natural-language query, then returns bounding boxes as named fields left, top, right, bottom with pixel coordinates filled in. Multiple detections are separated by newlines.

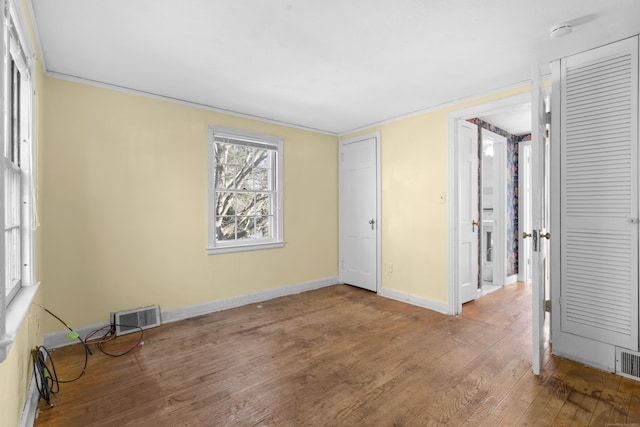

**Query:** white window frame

left=0, top=0, right=38, bottom=363
left=207, top=125, right=284, bottom=255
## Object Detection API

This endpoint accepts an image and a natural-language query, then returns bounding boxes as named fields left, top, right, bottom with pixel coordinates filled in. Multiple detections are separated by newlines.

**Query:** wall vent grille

left=112, top=305, right=161, bottom=336
left=616, top=347, right=640, bottom=381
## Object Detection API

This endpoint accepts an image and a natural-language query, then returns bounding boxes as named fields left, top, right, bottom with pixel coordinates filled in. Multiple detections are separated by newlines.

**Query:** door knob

left=540, top=232, right=551, bottom=239
left=472, top=220, right=479, bottom=232
left=368, top=219, right=375, bottom=230
left=522, top=232, right=532, bottom=239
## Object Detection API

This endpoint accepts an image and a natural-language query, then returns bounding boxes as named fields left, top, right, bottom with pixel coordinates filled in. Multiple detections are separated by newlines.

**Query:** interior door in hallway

left=458, top=120, right=479, bottom=304
left=339, top=134, right=379, bottom=292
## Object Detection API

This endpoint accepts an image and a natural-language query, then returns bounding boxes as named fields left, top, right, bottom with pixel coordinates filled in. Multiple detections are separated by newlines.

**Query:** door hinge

left=340, top=152, right=344, bottom=161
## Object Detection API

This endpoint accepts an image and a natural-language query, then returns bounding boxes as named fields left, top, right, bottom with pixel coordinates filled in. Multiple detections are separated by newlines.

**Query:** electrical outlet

left=438, top=192, right=447, bottom=204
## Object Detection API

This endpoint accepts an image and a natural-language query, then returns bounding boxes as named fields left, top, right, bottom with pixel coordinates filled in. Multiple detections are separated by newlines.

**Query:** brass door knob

left=540, top=232, right=551, bottom=239
left=522, top=232, right=532, bottom=239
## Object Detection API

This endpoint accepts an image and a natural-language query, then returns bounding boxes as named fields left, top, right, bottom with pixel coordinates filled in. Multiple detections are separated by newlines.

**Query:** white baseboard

left=161, top=277, right=337, bottom=324
left=43, top=277, right=338, bottom=348
left=20, top=373, right=40, bottom=427
left=379, top=288, right=450, bottom=315
left=506, top=274, right=518, bottom=286
left=42, top=321, right=111, bottom=349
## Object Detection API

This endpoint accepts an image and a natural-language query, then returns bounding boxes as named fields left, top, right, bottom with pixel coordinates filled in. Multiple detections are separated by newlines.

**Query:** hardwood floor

left=35, top=283, right=640, bottom=426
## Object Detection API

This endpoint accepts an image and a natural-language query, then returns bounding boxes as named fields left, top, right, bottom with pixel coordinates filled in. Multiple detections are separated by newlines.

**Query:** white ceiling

left=28, top=0, right=640, bottom=135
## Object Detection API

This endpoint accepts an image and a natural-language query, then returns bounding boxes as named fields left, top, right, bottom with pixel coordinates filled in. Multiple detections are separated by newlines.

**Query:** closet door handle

left=472, top=220, right=479, bottom=232
left=523, top=232, right=532, bottom=239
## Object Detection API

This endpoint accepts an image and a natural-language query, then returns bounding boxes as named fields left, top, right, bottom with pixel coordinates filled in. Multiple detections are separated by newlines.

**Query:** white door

left=481, top=129, right=507, bottom=288
left=458, top=121, right=479, bottom=304
left=558, top=38, right=639, bottom=350
left=339, top=135, right=378, bottom=292
left=531, top=64, right=549, bottom=375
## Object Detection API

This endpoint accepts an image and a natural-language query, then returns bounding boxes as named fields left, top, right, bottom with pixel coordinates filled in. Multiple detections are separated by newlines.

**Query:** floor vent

left=112, top=305, right=161, bottom=336
left=616, top=347, right=640, bottom=381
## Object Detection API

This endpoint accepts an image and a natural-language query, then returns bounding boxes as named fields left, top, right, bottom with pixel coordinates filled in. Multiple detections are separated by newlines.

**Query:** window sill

left=0, top=282, right=40, bottom=363
left=207, top=241, right=284, bottom=255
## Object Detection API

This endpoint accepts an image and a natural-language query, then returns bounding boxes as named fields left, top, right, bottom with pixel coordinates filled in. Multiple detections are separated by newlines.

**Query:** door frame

left=338, top=131, right=382, bottom=293
left=447, top=92, right=531, bottom=314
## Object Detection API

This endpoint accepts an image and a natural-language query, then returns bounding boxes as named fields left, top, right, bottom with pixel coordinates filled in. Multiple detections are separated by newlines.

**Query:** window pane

left=255, top=149, right=271, bottom=168
left=214, top=164, right=237, bottom=189
left=215, top=192, right=235, bottom=216
left=256, top=193, right=272, bottom=216
left=253, top=168, right=271, bottom=191
left=217, top=216, right=236, bottom=241
left=234, top=145, right=254, bottom=167
left=11, top=59, right=21, bottom=167
left=236, top=216, right=255, bottom=240
left=214, top=142, right=236, bottom=164
left=236, top=167, right=252, bottom=191
left=256, top=215, right=271, bottom=239
left=236, top=193, right=255, bottom=216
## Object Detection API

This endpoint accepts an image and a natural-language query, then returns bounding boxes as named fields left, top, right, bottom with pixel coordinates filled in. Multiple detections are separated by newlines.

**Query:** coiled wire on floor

left=31, top=304, right=143, bottom=407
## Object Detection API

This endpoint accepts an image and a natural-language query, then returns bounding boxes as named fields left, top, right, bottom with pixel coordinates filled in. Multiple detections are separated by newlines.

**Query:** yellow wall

left=40, top=78, right=338, bottom=330
left=0, top=303, right=42, bottom=427
left=343, top=86, right=530, bottom=305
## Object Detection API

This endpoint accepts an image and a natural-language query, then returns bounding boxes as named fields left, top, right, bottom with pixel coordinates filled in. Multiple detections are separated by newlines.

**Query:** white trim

left=448, top=92, right=532, bottom=315
left=337, top=131, right=382, bottom=294
left=162, top=276, right=337, bottom=324
left=0, top=282, right=39, bottom=360
left=43, top=277, right=338, bottom=348
left=550, top=58, right=562, bottom=362
left=207, top=241, right=284, bottom=255
left=42, top=319, right=110, bottom=349
left=20, top=372, right=40, bottom=427
left=379, top=287, right=450, bottom=315
left=46, top=71, right=339, bottom=136
left=7, top=0, right=34, bottom=66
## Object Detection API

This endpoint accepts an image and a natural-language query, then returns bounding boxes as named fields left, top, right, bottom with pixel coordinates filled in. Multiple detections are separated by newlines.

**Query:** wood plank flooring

left=34, top=283, right=640, bottom=426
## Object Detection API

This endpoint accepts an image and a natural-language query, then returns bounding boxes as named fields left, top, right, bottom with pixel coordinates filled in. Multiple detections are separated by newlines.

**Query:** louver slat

left=560, top=38, right=639, bottom=350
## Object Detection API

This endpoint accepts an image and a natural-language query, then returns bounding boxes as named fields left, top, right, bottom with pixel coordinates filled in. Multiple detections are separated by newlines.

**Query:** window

left=208, top=125, right=283, bottom=254
left=5, top=58, right=23, bottom=304
left=1, top=0, right=38, bottom=363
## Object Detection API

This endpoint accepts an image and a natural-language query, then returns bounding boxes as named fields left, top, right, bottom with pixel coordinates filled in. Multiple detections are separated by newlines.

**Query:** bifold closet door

left=560, top=36, right=639, bottom=351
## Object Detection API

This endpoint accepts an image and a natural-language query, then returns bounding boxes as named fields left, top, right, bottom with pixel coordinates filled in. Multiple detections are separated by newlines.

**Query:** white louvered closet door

left=560, top=37, right=639, bottom=351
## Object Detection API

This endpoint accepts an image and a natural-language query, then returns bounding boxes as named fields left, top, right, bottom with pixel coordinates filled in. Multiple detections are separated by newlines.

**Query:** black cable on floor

left=84, top=323, right=144, bottom=357
left=32, top=303, right=91, bottom=383
left=31, top=304, right=144, bottom=408
left=31, top=346, right=58, bottom=407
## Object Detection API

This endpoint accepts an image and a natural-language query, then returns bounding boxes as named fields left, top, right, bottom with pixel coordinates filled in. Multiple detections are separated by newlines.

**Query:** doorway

left=480, top=128, right=507, bottom=295
left=448, top=93, right=532, bottom=314
left=338, top=131, right=382, bottom=293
